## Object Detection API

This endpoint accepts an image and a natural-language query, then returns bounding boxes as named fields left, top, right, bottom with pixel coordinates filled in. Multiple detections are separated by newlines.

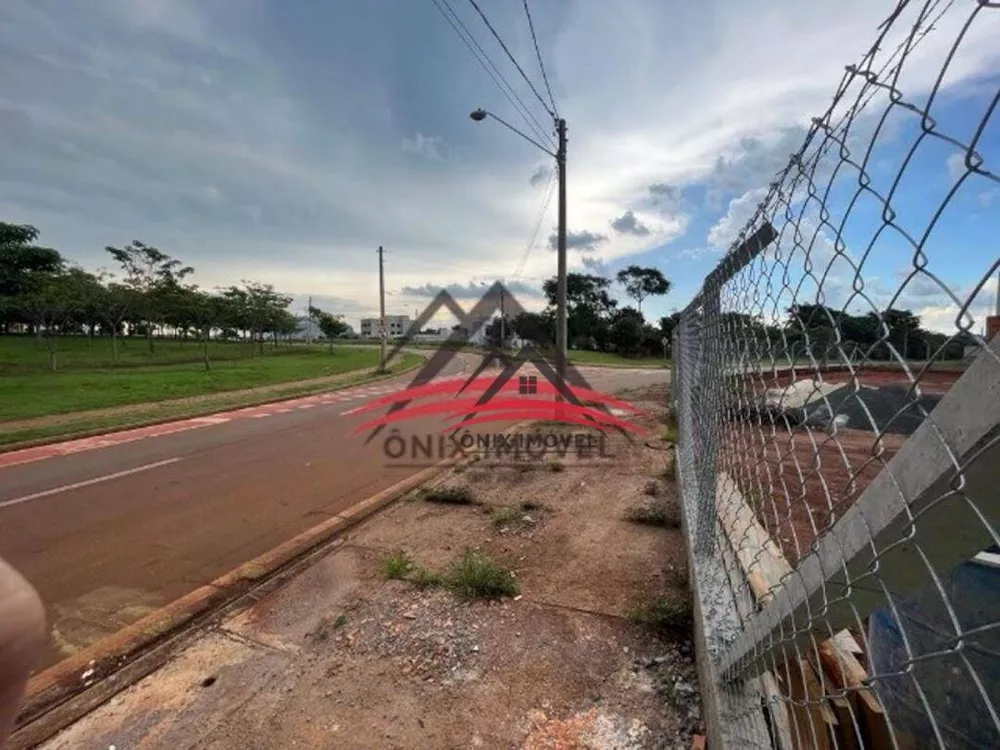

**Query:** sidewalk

left=39, top=384, right=700, bottom=750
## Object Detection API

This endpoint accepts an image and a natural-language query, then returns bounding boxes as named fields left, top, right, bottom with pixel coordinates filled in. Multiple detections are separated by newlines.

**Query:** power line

left=428, top=0, right=554, bottom=150
left=514, top=170, right=556, bottom=279
left=466, top=0, right=556, bottom=119
left=522, top=0, right=558, bottom=118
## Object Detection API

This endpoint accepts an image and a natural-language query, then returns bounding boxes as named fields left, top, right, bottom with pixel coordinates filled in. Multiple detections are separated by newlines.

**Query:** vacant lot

left=0, top=336, right=386, bottom=422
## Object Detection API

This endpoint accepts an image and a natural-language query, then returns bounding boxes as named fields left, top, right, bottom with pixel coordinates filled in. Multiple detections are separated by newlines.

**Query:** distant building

left=450, top=315, right=492, bottom=346
left=360, top=315, right=411, bottom=339
left=294, top=316, right=355, bottom=340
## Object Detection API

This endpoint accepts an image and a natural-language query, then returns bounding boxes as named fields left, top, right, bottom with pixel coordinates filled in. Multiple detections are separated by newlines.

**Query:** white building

left=360, top=315, right=411, bottom=339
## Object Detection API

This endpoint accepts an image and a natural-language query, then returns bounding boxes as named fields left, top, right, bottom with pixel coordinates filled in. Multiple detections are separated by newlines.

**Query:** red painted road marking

left=0, top=383, right=408, bottom=471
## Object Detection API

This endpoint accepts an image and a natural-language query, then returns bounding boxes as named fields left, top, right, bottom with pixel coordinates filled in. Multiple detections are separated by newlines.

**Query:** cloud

left=581, top=255, right=610, bottom=276
left=401, top=133, right=452, bottom=162
left=707, top=188, right=769, bottom=250
left=0, top=0, right=995, bottom=320
left=610, top=210, right=651, bottom=236
left=946, top=152, right=966, bottom=181
left=647, top=183, right=683, bottom=213
left=708, top=127, right=807, bottom=199
left=548, top=229, right=608, bottom=252
left=530, top=165, right=553, bottom=187
left=978, top=189, right=999, bottom=208
left=399, top=280, right=543, bottom=299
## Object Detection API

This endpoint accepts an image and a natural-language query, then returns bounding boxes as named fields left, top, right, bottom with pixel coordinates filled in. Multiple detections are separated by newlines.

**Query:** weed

left=624, top=502, right=681, bottom=528
left=548, top=460, right=565, bottom=473
left=409, top=565, right=444, bottom=589
left=491, top=506, right=523, bottom=528
left=662, top=454, right=676, bottom=480
left=422, top=486, right=474, bottom=504
left=311, top=613, right=349, bottom=642
left=627, top=595, right=693, bottom=633
left=661, top=417, right=679, bottom=444
left=444, top=550, right=520, bottom=600
left=643, top=480, right=661, bottom=497
left=380, top=549, right=414, bottom=579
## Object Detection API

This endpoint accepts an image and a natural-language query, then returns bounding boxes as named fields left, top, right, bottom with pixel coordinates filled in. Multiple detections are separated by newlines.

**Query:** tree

left=186, top=290, right=232, bottom=370
left=105, top=241, right=193, bottom=353
left=616, top=265, right=671, bottom=313
left=96, top=281, right=138, bottom=363
left=308, top=304, right=349, bottom=351
left=882, top=308, right=922, bottom=360
left=16, top=267, right=98, bottom=370
left=510, top=311, right=554, bottom=348
left=222, top=281, right=292, bottom=354
left=543, top=273, right=617, bottom=349
left=0, top=223, right=65, bottom=334
left=608, top=307, right=645, bottom=356
left=484, top=315, right=512, bottom=349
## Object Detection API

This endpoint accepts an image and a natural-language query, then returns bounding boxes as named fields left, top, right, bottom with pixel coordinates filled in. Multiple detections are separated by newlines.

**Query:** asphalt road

left=0, top=354, right=666, bottom=669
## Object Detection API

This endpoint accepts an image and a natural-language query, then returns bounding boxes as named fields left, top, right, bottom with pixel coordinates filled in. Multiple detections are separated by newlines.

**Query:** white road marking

left=192, top=415, right=231, bottom=424
left=0, top=458, right=183, bottom=510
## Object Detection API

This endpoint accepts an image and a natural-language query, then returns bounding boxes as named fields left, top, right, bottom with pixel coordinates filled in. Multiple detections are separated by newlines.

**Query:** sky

left=0, top=0, right=997, bottom=335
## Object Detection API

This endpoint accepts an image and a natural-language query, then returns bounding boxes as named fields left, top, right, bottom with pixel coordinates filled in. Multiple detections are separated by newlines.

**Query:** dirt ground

left=723, top=423, right=906, bottom=565
left=41, top=385, right=700, bottom=750
left=722, top=365, right=957, bottom=564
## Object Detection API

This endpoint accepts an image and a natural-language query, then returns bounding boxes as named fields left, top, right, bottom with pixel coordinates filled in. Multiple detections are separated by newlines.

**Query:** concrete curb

left=13, top=457, right=453, bottom=746
left=0, top=356, right=425, bottom=455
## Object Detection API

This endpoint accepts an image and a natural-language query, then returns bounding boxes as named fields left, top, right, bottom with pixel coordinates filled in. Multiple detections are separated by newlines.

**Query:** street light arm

left=475, top=109, right=556, bottom=158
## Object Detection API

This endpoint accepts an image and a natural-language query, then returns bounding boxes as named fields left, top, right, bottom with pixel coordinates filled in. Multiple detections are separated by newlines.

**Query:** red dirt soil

left=722, top=423, right=907, bottom=565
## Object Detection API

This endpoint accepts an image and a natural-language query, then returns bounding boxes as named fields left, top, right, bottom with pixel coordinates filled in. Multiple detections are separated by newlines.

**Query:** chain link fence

left=672, top=2, right=1000, bottom=748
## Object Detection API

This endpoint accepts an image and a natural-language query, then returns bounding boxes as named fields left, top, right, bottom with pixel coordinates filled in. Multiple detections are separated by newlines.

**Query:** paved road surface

left=0, top=354, right=666, bottom=669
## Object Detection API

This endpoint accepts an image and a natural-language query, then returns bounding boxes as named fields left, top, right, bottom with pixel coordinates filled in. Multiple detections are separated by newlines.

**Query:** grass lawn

left=0, top=357, right=422, bottom=447
left=0, top=335, right=393, bottom=422
left=567, top=350, right=670, bottom=368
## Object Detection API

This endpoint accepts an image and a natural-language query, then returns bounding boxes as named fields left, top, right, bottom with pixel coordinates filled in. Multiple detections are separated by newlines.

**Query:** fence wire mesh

left=672, top=2, right=1000, bottom=749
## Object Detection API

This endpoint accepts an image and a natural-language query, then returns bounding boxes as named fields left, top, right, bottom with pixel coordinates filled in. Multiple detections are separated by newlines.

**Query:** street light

left=470, top=107, right=568, bottom=386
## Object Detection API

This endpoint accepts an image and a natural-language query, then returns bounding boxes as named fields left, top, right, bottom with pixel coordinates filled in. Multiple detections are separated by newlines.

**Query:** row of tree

left=0, top=222, right=349, bottom=370
left=488, top=270, right=968, bottom=362
left=487, top=267, right=676, bottom=358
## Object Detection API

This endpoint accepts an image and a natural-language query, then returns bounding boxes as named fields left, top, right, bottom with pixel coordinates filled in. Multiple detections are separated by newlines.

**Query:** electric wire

left=466, top=0, right=556, bottom=119
left=522, top=0, right=558, bottom=118
left=514, top=169, right=557, bottom=279
left=428, top=0, right=555, bottom=149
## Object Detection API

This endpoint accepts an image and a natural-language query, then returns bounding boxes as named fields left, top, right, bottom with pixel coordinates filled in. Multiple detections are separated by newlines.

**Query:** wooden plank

left=816, top=635, right=883, bottom=716
left=715, top=474, right=894, bottom=749
left=716, top=474, right=793, bottom=602
left=760, top=670, right=795, bottom=750
left=784, top=658, right=834, bottom=750
left=807, top=646, right=863, bottom=750
left=833, top=629, right=863, bottom=655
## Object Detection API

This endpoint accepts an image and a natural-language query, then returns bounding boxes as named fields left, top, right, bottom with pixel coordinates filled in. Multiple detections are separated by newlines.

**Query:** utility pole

left=556, top=118, right=568, bottom=386
left=377, top=245, right=388, bottom=373
left=499, top=285, right=505, bottom=352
